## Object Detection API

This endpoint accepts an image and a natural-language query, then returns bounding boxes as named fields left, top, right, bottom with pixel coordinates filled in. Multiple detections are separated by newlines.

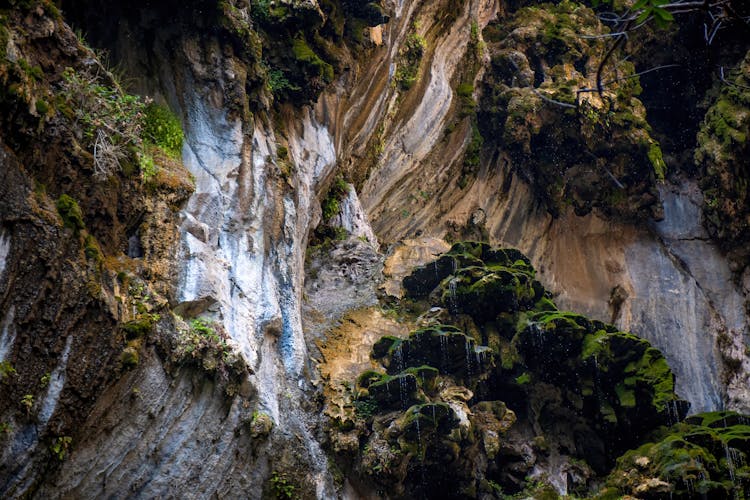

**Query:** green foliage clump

left=60, top=67, right=145, bottom=180
left=0, top=361, right=16, bottom=379
left=121, top=315, right=159, bottom=339
left=321, top=177, right=349, bottom=221
left=457, top=83, right=474, bottom=99
left=292, top=36, right=334, bottom=83
left=269, top=471, right=297, bottom=500
left=120, top=346, right=139, bottom=368
left=267, top=68, right=300, bottom=96
left=138, top=151, right=158, bottom=181
left=394, top=30, right=425, bottom=90
left=173, top=317, right=246, bottom=388
left=142, top=103, right=184, bottom=158
left=50, top=436, right=72, bottom=461
left=20, top=394, right=33, bottom=414
left=84, top=234, right=102, bottom=263
left=354, top=397, right=379, bottom=420
left=648, top=142, right=666, bottom=181
left=56, top=194, right=85, bottom=232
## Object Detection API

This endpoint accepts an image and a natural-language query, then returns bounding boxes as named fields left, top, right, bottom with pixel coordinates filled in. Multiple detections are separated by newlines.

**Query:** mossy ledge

left=326, top=242, right=729, bottom=499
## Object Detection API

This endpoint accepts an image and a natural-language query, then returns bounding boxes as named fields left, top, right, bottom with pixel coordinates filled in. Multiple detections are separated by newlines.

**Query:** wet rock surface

left=325, top=243, right=722, bottom=498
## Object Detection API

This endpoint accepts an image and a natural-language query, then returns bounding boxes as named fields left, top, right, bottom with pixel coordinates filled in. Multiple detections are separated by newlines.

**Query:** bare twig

left=531, top=88, right=578, bottom=109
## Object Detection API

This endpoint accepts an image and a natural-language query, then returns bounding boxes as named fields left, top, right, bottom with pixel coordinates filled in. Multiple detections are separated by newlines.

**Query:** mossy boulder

left=696, top=51, right=750, bottom=265
left=478, top=0, right=664, bottom=219
left=403, top=241, right=536, bottom=303
left=441, top=265, right=543, bottom=320
left=366, top=372, right=423, bottom=409
left=517, top=310, right=688, bottom=447
left=378, top=325, right=494, bottom=381
left=604, top=412, right=750, bottom=499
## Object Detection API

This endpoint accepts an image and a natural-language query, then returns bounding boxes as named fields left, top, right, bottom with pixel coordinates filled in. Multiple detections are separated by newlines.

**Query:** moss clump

left=121, top=315, right=157, bottom=340
left=695, top=54, right=750, bottom=260
left=648, top=142, right=666, bottom=181
left=120, top=346, right=139, bottom=368
left=605, top=413, right=750, bottom=498
left=56, top=194, right=85, bottom=232
left=292, top=36, right=334, bottom=83
left=35, top=99, right=49, bottom=115
left=83, top=234, right=102, bottom=264
left=478, top=1, right=663, bottom=219
left=142, top=103, right=184, bottom=158
left=394, top=30, right=425, bottom=90
left=320, top=177, right=348, bottom=221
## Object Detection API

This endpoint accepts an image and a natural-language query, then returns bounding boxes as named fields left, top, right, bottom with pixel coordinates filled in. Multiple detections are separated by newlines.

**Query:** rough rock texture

left=2, top=0, right=750, bottom=498
left=327, top=243, right=689, bottom=498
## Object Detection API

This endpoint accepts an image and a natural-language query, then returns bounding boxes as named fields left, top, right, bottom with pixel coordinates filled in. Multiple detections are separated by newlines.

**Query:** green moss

left=83, top=234, right=102, bottom=264
left=120, top=346, right=139, bottom=368
left=394, top=30, right=425, bottom=90
left=17, top=58, right=43, bottom=81
left=142, top=103, right=184, bottom=158
left=356, top=369, right=386, bottom=389
left=269, top=471, right=297, bottom=500
left=56, top=194, right=85, bottom=232
left=121, top=316, right=157, bottom=340
left=320, top=177, right=349, bottom=220
left=603, top=414, right=750, bottom=499
left=456, top=83, right=474, bottom=98
left=515, top=372, right=531, bottom=385
left=647, top=142, right=666, bottom=181
left=615, top=383, right=636, bottom=408
left=35, top=99, right=49, bottom=115
left=292, top=35, right=334, bottom=83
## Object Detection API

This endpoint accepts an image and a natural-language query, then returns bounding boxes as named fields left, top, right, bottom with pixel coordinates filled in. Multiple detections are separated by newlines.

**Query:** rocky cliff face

left=1, top=0, right=749, bottom=498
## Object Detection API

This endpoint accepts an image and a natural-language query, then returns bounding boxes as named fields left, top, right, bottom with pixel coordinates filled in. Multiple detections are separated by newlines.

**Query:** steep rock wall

left=0, top=0, right=749, bottom=497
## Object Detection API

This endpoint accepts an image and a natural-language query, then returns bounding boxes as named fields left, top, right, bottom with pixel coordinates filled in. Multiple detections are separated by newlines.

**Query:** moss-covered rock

left=696, top=51, right=750, bottom=265
left=478, top=0, right=665, bottom=219
left=604, top=411, right=750, bottom=499
left=378, top=324, right=494, bottom=381
left=335, top=243, right=706, bottom=498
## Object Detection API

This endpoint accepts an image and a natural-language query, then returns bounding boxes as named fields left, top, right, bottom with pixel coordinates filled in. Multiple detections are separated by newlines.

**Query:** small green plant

left=50, top=436, right=72, bottom=460
left=0, top=422, right=11, bottom=435
left=21, top=394, right=33, bottom=414
left=60, top=67, right=146, bottom=180
left=138, top=151, right=158, bottom=181
left=394, top=29, right=426, bottom=90
left=40, top=372, right=51, bottom=388
left=267, top=68, right=300, bottom=96
left=354, top=397, right=379, bottom=420
left=321, top=177, right=349, bottom=221
left=292, top=36, right=334, bottom=83
left=0, top=361, right=16, bottom=380
left=142, top=103, right=184, bottom=158
left=269, top=471, right=297, bottom=500
left=84, top=234, right=102, bottom=263
left=56, top=194, right=85, bottom=232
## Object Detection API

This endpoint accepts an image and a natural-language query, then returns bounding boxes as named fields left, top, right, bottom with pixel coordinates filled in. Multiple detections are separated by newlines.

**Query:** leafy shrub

left=394, top=31, right=425, bottom=90
left=56, top=194, right=85, bottom=232
left=142, top=103, right=184, bottom=158
left=50, top=436, right=72, bottom=460
left=60, top=67, right=145, bottom=180
left=267, top=68, right=300, bottom=96
left=269, top=471, right=297, bottom=500
left=0, top=361, right=16, bottom=380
